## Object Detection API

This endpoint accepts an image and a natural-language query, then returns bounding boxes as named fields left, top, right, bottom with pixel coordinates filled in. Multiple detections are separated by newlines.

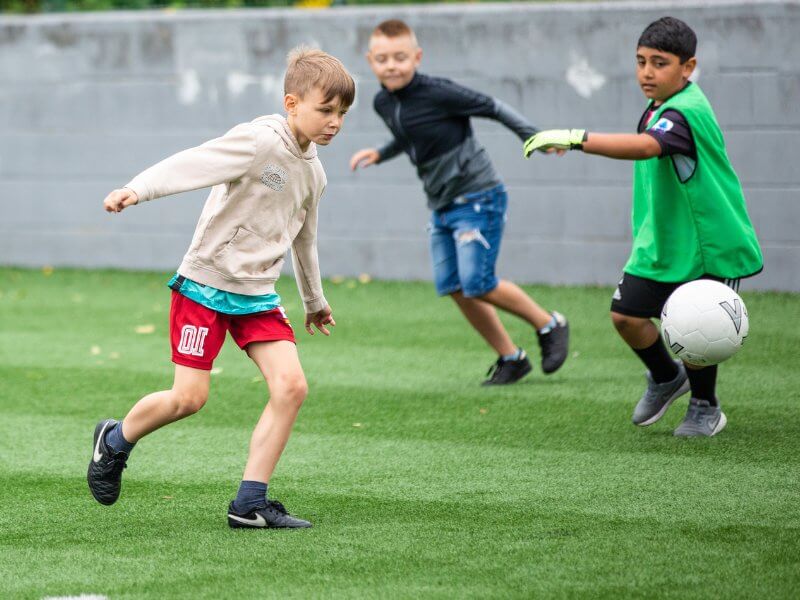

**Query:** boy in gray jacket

left=88, top=47, right=355, bottom=529
left=351, top=20, right=569, bottom=386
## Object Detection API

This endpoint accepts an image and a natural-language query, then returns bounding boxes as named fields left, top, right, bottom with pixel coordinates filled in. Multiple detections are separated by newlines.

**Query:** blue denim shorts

left=429, top=184, right=508, bottom=298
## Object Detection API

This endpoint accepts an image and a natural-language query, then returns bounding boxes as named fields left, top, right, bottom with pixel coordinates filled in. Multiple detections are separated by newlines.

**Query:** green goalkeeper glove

left=523, top=129, right=587, bottom=158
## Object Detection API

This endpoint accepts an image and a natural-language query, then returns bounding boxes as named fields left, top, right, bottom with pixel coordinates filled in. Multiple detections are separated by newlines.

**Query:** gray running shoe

left=674, top=398, right=727, bottom=437
left=632, top=360, right=689, bottom=426
left=227, top=500, right=312, bottom=529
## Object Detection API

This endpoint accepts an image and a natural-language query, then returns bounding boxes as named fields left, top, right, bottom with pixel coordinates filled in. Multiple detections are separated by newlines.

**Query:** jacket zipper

left=393, top=96, right=417, bottom=164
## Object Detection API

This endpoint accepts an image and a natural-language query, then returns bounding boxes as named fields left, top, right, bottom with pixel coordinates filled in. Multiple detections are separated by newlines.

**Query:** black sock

left=105, top=422, right=135, bottom=455
left=686, top=365, right=718, bottom=405
left=633, top=339, right=679, bottom=383
left=233, top=480, right=268, bottom=514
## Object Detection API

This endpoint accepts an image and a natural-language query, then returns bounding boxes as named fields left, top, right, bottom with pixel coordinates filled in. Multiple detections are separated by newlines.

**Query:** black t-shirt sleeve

left=644, top=109, right=696, bottom=158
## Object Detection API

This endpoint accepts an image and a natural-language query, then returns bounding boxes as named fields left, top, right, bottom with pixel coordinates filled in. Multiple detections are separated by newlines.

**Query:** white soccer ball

left=660, top=279, right=749, bottom=366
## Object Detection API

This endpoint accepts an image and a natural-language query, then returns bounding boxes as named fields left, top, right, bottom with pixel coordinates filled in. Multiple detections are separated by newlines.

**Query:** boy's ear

left=284, top=93, right=299, bottom=115
left=682, top=57, right=697, bottom=79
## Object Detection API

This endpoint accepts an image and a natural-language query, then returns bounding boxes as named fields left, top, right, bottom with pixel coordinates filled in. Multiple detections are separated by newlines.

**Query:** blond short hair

left=371, top=19, right=418, bottom=46
left=284, top=46, right=355, bottom=107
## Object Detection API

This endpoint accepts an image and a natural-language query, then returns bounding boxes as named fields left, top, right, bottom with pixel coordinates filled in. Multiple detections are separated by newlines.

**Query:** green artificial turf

left=0, top=267, right=798, bottom=599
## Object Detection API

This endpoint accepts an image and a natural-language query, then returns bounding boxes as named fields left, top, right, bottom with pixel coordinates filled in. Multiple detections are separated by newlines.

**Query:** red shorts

left=169, top=291, right=295, bottom=370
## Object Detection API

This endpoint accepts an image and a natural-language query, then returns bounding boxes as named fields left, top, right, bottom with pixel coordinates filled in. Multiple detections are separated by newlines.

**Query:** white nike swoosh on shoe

left=228, top=513, right=267, bottom=527
left=93, top=421, right=112, bottom=463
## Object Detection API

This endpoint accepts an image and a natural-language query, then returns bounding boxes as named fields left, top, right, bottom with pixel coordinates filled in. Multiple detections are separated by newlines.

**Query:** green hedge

left=2, top=0, right=294, bottom=12
left=1, top=0, right=487, bottom=13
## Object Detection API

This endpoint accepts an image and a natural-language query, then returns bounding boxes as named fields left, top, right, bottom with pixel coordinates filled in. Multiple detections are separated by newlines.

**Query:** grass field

left=0, top=267, right=798, bottom=599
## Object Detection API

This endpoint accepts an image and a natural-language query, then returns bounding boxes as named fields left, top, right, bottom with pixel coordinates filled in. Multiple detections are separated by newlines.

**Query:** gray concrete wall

left=0, top=1, right=798, bottom=290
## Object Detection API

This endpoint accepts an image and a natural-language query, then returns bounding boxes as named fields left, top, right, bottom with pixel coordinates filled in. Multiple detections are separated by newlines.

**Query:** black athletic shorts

left=610, top=272, right=741, bottom=319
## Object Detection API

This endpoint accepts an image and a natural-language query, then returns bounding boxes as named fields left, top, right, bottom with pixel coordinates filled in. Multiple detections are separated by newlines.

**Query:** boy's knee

left=172, top=386, right=209, bottom=417
left=273, top=373, right=308, bottom=407
left=611, top=311, right=641, bottom=333
left=462, top=278, right=498, bottom=299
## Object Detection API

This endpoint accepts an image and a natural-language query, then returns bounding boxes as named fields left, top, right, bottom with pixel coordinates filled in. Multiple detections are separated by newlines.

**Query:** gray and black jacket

left=373, top=72, right=538, bottom=210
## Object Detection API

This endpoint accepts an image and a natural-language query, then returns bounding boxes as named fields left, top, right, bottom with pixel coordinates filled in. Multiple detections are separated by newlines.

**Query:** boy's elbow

left=638, top=135, right=663, bottom=159
left=642, top=146, right=662, bottom=159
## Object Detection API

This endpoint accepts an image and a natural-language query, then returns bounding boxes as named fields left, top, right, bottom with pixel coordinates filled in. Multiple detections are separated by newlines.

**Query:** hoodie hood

left=254, top=114, right=318, bottom=161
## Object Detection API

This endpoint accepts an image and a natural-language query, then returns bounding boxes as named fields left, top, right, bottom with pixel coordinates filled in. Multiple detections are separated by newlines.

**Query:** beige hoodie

left=125, top=114, right=328, bottom=313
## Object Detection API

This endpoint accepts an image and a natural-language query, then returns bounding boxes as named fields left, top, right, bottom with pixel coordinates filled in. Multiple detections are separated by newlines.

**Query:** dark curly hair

left=638, top=17, right=697, bottom=63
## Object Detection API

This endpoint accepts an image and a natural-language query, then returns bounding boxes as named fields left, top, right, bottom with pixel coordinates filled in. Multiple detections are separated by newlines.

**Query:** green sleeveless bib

left=624, top=83, right=763, bottom=282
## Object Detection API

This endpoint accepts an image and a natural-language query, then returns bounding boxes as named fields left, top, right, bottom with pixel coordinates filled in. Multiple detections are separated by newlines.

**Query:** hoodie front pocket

left=214, top=227, right=283, bottom=278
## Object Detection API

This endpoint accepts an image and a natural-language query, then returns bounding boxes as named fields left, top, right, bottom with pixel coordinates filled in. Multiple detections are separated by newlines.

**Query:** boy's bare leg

left=473, top=281, right=569, bottom=376
left=88, top=365, right=210, bottom=506
left=242, top=340, right=308, bottom=483
left=121, top=365, right=211, bottom=443
left=480, top=280, right=552, bottom=329
left=225, top=340, right=312, bottom=528
left=450, top=291, right=517, bottom=356
left=610, top=313, right=660, bottom=349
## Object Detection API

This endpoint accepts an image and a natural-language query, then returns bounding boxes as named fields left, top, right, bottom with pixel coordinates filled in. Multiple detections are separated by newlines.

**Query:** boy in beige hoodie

left=87, top=47, right=355, bottom=529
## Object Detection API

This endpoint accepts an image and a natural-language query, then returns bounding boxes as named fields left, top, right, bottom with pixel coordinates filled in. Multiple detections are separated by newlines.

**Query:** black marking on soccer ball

left=663, top=329, right=684, bottom=355
left=719, top=299, right=743, bottom=334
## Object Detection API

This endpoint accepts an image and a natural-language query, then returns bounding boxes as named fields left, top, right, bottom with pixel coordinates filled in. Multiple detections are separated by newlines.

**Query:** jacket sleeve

left=436, top=78, right=539, bottom=142
left=124, top=123, right=258, bottom=202
left=291, top=193, right=327, bottom=314
left=377, top=138, right=404, bottom=163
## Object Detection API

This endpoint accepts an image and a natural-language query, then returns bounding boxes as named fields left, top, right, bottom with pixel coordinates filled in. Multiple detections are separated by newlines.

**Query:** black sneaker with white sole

left=87, top=418, right=128, bottom=506
left=482, top=350, right=532, bottom=386
left=537, top=311, right=569, bottom=374
left=227, top=500, right=312, bottom=529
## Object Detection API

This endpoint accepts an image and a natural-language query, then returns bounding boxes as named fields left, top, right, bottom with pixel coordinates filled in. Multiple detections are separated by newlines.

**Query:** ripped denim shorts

left=428, top=184, right=508, bottom=297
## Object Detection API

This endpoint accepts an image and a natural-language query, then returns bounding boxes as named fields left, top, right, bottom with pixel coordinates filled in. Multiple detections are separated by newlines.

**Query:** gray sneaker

left=674, top=398, right=727, bottom=437
left=632, top=360, right=689, bottom=426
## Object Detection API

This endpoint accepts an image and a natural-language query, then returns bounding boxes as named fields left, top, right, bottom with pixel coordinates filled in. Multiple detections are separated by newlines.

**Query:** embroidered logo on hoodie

left=261, top=164, right=288, bottom=191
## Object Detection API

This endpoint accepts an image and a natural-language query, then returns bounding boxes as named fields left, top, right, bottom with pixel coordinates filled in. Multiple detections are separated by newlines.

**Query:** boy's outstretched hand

left=349, top=148, right=380, bottom=171
left=305, top=305, right=336, bottom=336
left=523, top=129, right=587, bottom=158
left=103, top=188, right=139, bottom=213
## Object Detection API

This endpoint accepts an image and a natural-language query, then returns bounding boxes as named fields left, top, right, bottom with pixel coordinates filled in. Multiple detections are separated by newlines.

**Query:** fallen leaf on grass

left=135, top=324, right=155, bottom=334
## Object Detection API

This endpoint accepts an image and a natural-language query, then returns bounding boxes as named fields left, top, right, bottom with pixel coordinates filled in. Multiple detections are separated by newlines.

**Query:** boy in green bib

left=523, top=17, right=762, bottom=436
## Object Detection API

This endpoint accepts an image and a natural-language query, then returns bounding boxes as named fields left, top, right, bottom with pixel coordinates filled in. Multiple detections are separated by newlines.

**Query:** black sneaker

left=537, top=311, right=569, bottom=374
left=87, top=419, right=128, bottom=506
left=481, top=350, right=532, bottom=386
left=227, top=500, right=312, bottom=529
